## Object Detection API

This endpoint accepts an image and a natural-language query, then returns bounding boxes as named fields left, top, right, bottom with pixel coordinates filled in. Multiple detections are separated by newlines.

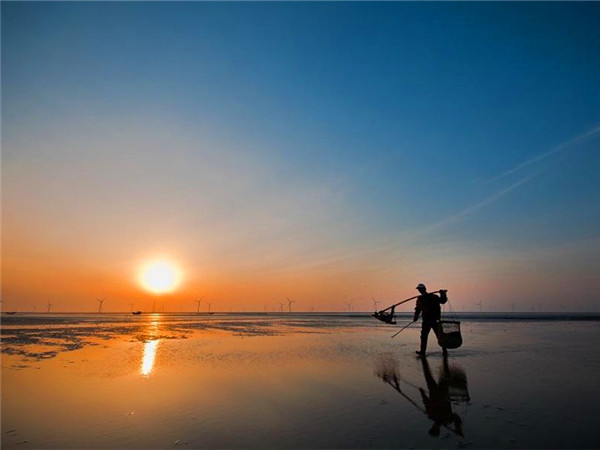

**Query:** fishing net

left=372, top=308, right=396, bottom=324
left=437, top=320, right=462, bottom=349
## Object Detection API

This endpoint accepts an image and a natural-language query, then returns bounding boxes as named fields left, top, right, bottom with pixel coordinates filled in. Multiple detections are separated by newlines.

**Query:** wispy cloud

left=261, top=170, right=541, bottom=280
left=486, top=123, right=600, bottom=184
left=262, top=125, right=600, bottom=274
left=436, top=123, right=600, bottom=234
left=421, top=171, right=540, bottom=234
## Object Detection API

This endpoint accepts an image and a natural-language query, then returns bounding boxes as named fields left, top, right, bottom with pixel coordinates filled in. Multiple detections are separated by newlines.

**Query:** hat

left=416, top=283, right=427, bottom=290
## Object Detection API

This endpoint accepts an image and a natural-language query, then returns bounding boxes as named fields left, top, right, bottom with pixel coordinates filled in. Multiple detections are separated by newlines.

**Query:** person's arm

left=413, top=299, right=422, bottom=322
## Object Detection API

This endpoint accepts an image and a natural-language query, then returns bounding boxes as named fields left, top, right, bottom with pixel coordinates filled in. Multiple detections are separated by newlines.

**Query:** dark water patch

left=3, top=347, right=58, bottom=360
left=132, top=332, right=189, bottom=342
left=0, top=323, right=187, bottom=362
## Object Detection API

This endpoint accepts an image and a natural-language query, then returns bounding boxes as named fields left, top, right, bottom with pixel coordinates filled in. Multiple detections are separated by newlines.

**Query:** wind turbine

left=47, top=299, right=53, bottom=313
left=511, top=302, right=516, bottom=312
left=344, top=302, right=353, bottom=312
left=287, top=297, right=295, bottom=313
left=97, top=298, right=106, bottom=313
left=195, top=297, right=204, bottom=314
left=207, top=302, right=213, bottom=313
left=279, top=302, right=284, bottom=312
left=129, top=303, right=134, bottom=312
left=476, top=301, right=483, bottom=312
left=372, top=297, right=381, bottom=311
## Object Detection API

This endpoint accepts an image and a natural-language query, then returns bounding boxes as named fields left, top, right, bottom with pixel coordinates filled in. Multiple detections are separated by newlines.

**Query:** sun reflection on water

left=140, top=318, right=161, bottom=376
left=141, top=340, right=159, bottom=376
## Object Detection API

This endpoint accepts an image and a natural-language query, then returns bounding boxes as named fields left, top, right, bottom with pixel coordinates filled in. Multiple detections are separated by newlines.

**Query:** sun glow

left=139, top=260, right=181, bottom=294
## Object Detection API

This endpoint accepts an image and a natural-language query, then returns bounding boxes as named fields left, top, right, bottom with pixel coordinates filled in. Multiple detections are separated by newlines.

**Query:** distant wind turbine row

left=5, top=295, right=553, bottom=314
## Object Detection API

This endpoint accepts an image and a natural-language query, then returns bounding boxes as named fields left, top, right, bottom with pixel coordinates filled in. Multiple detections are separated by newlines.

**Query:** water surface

left=2, top=313, right=600, bottom=449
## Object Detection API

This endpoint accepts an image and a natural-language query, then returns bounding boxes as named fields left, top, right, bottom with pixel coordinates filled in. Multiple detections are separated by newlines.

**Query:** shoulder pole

left=376, top=290, right=442, bottom=314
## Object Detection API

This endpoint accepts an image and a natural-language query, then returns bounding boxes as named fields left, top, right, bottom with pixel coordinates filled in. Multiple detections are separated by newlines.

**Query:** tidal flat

left=2, top=313, right=600, bottom=449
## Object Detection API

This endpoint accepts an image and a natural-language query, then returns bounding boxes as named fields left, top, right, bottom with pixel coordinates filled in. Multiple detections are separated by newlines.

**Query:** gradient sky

left=3, top=2, right=600, bottom=312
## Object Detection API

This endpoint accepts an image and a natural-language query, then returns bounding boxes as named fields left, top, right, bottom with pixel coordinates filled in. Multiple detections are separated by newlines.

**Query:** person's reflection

left=375, top=353, right=469, bottom=438
left=419, top=355, right=465, bottom=437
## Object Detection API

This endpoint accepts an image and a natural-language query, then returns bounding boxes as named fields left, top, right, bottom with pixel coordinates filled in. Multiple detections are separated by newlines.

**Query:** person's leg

left=420, top=322, right=432, bottom=353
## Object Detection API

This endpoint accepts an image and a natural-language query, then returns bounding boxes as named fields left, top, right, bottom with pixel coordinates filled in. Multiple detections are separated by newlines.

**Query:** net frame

left=439, top=320, right=461, bottom=334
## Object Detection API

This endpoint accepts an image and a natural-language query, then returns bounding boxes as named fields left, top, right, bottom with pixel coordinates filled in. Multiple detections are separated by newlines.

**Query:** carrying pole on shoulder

left=375, top=290, right=443, bottom=315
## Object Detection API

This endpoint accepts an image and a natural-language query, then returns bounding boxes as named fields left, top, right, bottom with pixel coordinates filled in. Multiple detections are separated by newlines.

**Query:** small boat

left=4, top=311, right=17, bottom=315
left=132, top=311, right=142, bottom=315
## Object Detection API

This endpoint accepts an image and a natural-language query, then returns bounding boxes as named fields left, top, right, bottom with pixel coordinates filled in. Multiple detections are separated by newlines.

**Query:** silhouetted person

left=413, top=283, right=447, bottom=356
left=419, top=355, right=463, bottom=437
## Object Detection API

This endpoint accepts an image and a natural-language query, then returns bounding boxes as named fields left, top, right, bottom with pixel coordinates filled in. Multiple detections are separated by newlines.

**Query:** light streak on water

left=141, top=340, right=159, bottom=376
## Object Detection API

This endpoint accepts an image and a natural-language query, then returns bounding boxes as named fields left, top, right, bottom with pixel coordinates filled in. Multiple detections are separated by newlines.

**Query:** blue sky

left=3, top=2, right=600, bottom=311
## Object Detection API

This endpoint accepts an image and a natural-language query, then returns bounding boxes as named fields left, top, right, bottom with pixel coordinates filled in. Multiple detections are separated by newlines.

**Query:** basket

left=438, top=320, right=463, bottom=349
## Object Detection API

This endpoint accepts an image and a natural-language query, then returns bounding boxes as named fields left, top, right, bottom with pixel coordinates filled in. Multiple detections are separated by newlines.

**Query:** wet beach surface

left=2, top=313, right=600, bottom=449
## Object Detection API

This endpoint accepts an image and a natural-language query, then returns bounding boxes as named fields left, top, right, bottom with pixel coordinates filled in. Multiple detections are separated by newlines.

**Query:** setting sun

left=139, top=260, right=181, bottom=294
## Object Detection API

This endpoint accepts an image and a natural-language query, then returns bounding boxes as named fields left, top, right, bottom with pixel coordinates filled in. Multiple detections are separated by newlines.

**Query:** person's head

left=416, top=283, right=427, bottom=294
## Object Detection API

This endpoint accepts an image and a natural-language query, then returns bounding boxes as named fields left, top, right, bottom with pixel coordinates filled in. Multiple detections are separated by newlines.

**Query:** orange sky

left=4, top=208, right=598, bottom=313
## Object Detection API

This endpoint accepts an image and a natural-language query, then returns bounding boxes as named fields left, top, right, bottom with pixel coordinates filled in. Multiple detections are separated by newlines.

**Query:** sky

left=2, top=2, right=600, bottom=313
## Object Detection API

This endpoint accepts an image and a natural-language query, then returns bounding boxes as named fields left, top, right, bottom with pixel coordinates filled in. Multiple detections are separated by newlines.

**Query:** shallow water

left=2, top=314, right=600, bottom=449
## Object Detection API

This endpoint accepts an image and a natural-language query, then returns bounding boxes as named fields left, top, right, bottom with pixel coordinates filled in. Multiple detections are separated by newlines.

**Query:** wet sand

left=2, top=314, right=600, bottom=449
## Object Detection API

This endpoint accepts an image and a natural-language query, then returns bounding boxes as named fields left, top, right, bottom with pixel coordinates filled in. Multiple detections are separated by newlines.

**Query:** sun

left=139, top=260, right=181, bottom=294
